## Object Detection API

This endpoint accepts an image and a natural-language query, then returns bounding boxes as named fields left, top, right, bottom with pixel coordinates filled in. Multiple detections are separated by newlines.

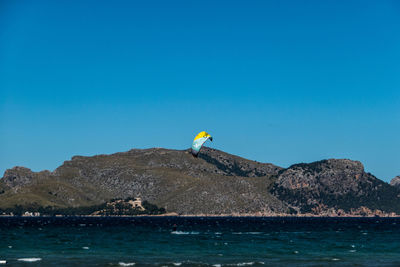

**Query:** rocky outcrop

left=271, top=159, right=400, bottom=214
left=273, top=159, right=365, bottom=193
left=2, top=167, right=35, bottom=188
left=2, top=167, right=52, bottom=190
left=390, top=176, right=400, bottom=188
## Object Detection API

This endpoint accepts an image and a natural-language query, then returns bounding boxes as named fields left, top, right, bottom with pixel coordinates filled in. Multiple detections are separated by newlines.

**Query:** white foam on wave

left=82, top=246, right=89, bottom=250
left=224, top=263, right=256, bottom=266
left=349, top=250, right=357, bottom=253
left=212, top=264, right=221, bottom=267
left=332, top=258, right=340, bottom=261
left=171, top=231, right=199, bottom=235
left=18, top=258, right=42, bottom=262
left=118, top=262, right=135, bottom=266
left=173, top=263, right=182, bottom=266
left=236, top=262, right=255, bottom=266
left=0, top=260, right=6, bottom=264
left=233, top=232, right=262, bottom=235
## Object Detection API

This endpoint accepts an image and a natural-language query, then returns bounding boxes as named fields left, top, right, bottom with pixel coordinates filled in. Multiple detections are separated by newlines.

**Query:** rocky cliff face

left=271, top=159, right=400, bottom=214
left=3, top=167, right=35, bottom=189
left=1, top=148, right=399, bottom=215
left=198, top=148, right=282, bottom=177
left=2, top=167, right=52, bottom=192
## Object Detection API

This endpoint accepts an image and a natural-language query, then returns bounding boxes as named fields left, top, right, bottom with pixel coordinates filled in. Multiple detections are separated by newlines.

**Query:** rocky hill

left=1, top=148, right=399, bottom=216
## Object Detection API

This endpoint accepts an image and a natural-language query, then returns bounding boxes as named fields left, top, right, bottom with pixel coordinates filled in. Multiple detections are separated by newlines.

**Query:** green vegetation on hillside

left=0, top=198, right=166, bottom=216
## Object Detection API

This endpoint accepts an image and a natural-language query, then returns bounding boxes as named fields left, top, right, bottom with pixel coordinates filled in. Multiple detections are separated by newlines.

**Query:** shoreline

left=1, top=213, right=400, bottom=218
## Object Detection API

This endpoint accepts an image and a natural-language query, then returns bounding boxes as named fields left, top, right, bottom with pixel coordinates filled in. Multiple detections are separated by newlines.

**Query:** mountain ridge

left=1, top=147, right=399, bottom=216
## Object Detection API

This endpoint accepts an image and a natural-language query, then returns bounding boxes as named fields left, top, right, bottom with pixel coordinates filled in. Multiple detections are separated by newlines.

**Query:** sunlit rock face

left=390, top=176, right=400, bottom=188
left=271, top=159, right=400, bottom=214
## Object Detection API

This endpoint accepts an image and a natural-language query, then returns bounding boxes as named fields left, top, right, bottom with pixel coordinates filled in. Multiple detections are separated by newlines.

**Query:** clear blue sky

left=1, top=0, right=399, bottom=182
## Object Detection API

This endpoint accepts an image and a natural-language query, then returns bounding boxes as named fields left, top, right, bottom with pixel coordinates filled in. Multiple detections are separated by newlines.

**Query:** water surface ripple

left=0, top=217, right=399, bottom=266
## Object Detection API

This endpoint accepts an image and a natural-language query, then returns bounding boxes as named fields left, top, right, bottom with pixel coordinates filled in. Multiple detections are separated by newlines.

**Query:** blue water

left=1, top=217, right=400, bottom=266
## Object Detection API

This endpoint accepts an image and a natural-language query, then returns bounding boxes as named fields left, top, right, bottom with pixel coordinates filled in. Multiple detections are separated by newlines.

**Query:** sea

left=1, top=216, right=400, bottom=266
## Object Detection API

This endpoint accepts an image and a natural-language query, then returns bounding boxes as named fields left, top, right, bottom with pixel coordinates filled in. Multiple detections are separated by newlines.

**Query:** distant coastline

left=1, top=212, right=399, bottom=218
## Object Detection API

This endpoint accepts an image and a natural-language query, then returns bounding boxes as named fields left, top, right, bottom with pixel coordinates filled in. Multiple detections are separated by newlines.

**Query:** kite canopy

left=191, top=131, right=212, bottom=157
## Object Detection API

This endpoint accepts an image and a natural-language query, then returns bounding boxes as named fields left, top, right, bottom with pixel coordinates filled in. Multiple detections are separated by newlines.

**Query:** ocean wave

left=118, top=262, right=135, bottom=266
left=17, top=258, right=42, bottom=262
left=232, top=232, right=262, bottom=235
left=234, top=262, right=255, bottom=266
left=82, top=246, right=90, bottom=250
left=171, top=231, right=199, bottom=235
left=213, top=262, right=256, bottom=267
